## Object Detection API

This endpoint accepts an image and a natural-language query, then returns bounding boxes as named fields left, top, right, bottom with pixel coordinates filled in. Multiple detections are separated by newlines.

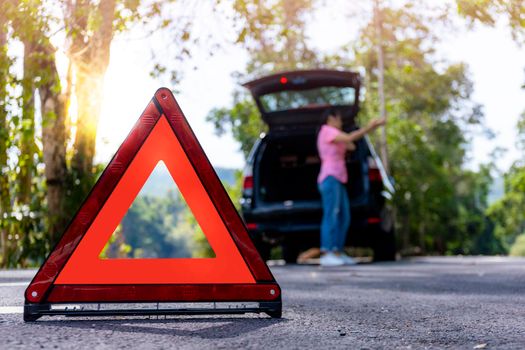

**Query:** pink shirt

left=317, top=125, right=347, bottom=184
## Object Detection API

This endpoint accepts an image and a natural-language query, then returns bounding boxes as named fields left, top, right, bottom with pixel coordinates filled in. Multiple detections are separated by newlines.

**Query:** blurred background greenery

left=0, top=0, right=524, bottom=267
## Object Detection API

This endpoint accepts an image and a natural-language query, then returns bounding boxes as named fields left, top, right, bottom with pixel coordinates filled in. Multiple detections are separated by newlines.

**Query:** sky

left=441, top=21, right=525, bottom=172
left=92, top=3, right=525, bottom=172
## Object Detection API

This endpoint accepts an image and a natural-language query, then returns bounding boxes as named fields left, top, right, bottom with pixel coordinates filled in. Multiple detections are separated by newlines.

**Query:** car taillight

left=368, top=217, right=381, bottom=225
left=369, top=168, right=382, bottom=182
left=246, top=223, right=258, bottom=230
left=368, top=157, right=383, bottom=182
left=243, top=175, right=253, bottom=190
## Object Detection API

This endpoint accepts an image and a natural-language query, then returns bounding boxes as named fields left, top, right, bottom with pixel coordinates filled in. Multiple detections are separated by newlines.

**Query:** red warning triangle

left=24, top=89, right=281, bottom=320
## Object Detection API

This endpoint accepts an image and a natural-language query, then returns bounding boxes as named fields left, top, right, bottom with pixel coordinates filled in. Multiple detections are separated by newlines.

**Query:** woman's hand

left=334, top=118, right=387, bottom=144
left=367, top=118, right=386, bottom=130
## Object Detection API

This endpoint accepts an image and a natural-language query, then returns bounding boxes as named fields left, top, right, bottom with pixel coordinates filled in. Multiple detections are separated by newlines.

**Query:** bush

left=509, top=234, right=525, bottom=257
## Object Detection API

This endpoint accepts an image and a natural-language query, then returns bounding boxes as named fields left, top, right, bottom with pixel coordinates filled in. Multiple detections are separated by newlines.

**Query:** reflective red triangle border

left=24, top=88, right=281, bottom=320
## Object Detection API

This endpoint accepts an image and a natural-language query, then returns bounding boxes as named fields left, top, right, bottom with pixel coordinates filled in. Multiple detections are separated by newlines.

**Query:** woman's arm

left=333, top=118, right=386, bottom=143
left=346, top=142, right=356, bottom=151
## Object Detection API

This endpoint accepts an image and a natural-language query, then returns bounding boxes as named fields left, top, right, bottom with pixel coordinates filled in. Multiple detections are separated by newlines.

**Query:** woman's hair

left=320, top=108, right=340, bottom=125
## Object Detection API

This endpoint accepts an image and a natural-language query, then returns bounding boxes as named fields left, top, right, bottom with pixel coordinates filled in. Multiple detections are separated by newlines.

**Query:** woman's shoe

left=338, top=253, right=357, bottom=265
left=320, top=252, right=344, bottom=267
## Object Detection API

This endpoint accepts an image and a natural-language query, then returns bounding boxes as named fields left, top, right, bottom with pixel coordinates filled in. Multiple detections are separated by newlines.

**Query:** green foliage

left=0, top=0, right=56, bottom=267
left=186, top=210, right=214, bottom=259
left=0, top=0, right=201, bottom=267
left=1, top=0, right=522, bottom=266
left=97, top=167, right=242, bottom=260
left=208, top=0, right=319, bottom=155
left=99, top=225, right=132, bottom=259
left=207, top=93, right=266, bottom=158
left=353, top=4, right=500, bottom=255
left=486, top=113, right=525, bottom=253
left=0, top=4, right=12, bottom=267
left=509, top=234, right=525, bottom=256
left=232, top=0, right=318, bottom=77
left=456, top=0, right=525, bottom=43
left=1, top=165, right=49, bottom=267
left=517, top=111, right=525, bottom=152
left=103, top=191, right=215, bottom=259
left=208, top=0, right=505, bottom=256
left=487, top=162, right=525, bottom=248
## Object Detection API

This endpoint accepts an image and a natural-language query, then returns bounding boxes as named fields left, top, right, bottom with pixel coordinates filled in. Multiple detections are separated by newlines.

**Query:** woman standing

left=317, top=108, right=386, bottom=266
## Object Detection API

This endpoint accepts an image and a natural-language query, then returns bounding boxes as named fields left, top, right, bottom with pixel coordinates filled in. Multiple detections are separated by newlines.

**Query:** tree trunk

left=402, top=212, right=410, bottom=255
left=11, top=1, right=70, bottom=252
left=419, top=221, right=426, bottom=255
left=70, top=0, right=116, bottom=187
left=0, top=10, right=12, bottom=267
left=71, top=70, right=105, bottom=179
left=18, top=42, right=37, bottom=205
left=373, top=0, right=390, bottom=174
left=38, top=41, right=69, bottom=245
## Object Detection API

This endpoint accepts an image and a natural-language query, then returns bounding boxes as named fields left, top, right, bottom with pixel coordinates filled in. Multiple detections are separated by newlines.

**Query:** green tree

left=457, top=0, right=525, bottom=255
left=102, top=191, right=215, bottom=259
left=208, top=1, right=499, bottom=256
left=0, top=0, right=55, bottom=266
left=0, top=6, right=13, bottom=266
left=456, top=0, right=525, bottom=43
left=509, top=233, right=525, bottom=256
left=354, top=4, right=493, bottom=254
left=63, top=0, right=198, bottom=212
left=208, top=0, right=319, bottom=157
left=0, top=0, right=200, bottom=266
left=487, top=161, right=525, bottom=249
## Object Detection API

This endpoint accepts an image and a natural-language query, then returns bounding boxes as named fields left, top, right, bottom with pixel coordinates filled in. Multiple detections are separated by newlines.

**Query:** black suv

left=240, top=69, right=396, bottom=263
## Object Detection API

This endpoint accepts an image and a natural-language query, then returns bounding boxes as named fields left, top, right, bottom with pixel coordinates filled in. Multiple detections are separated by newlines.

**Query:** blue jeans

left=318, top=176, right=351, bottom=252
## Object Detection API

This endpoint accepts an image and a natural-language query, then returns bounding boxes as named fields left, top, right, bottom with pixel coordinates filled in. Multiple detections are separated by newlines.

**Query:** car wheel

left=373, top=229, right=397, bottom=262
left=281, top=240, right=301, bottom=264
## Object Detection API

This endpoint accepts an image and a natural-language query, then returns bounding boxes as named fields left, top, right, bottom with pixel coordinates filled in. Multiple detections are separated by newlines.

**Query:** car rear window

left=259, top=86, right=356, bottom=113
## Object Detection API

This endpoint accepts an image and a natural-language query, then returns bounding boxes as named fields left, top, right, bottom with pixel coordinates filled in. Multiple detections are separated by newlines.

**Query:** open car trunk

left=243, top=69, right=360, bottom=130
left=246, top=69, right=368, bottom=210
left=255, top=131, right=368, bottom=206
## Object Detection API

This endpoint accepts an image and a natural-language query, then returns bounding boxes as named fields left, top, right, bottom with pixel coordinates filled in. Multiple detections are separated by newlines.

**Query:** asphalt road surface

left=1, top=257, right=524, bottom=349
